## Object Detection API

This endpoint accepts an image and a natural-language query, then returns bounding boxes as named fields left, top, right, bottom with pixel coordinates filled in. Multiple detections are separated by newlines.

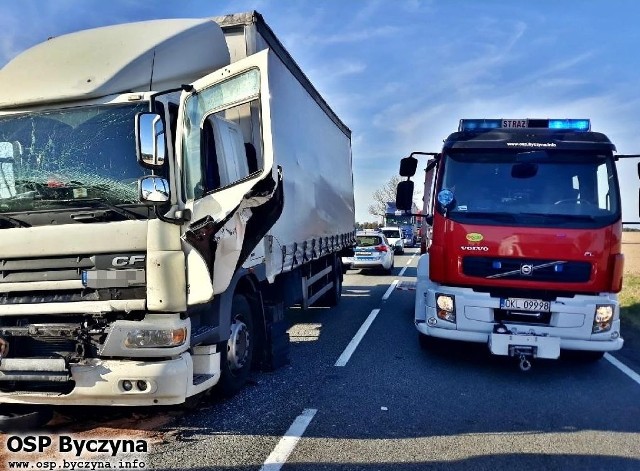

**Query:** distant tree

left=368, top=175, right=401, bottom=219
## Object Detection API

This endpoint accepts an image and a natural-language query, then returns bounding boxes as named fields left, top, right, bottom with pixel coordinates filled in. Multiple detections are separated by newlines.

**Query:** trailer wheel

left=218, top=295, right=255, bottom=397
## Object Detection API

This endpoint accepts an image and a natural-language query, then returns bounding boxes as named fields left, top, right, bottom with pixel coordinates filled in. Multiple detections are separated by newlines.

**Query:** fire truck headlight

left=593, top=305, right=613, bottom=333
left=436, top=294, right=456, bottom=323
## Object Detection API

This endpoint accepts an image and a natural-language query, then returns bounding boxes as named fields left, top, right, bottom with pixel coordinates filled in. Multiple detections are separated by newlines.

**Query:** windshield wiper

left=0, top=213, right=30, bottom=228
left=68, top=199, right=142, bottom=221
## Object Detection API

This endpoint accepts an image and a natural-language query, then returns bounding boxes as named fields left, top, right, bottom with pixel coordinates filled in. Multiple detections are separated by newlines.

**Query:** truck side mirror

left=396, top=180, right=414, bottom=211
left=399, top=156, right=418, bottom=177
left=136, top=112, right=166, bottom=168
left=139, top=175, right=170, bottom=205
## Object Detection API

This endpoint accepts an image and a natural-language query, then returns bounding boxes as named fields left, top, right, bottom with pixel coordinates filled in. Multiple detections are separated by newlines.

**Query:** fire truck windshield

left=438, top=150, right=620, bottom=228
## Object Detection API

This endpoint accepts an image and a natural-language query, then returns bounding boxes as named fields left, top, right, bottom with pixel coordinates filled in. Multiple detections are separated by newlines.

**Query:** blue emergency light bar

left=459, top=119, right=591, bottom=132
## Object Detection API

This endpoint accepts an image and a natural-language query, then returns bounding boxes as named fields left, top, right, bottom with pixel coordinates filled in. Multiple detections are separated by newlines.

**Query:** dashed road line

left=335, top=252, right=416, bottom=367
left=260, top=408, right=318, bottom=471
left=382, top=280, right=398, bottom=300
left=335, top=309, right=381, bottom=367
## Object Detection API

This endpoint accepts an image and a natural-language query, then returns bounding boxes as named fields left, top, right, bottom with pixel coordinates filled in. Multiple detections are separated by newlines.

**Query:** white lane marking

left=335, top=309, right=380, bottom=367
left=605, top=353, right=640, bottom=386
left=382, top=280, right=399, bottom=300
left=398, top=254, right=417, bottom=277
left=260, top=408, right=318, bottom=471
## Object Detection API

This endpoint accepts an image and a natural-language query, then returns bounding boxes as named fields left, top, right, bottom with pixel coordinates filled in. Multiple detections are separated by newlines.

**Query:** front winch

left=509, top=345, right=535, bottom=372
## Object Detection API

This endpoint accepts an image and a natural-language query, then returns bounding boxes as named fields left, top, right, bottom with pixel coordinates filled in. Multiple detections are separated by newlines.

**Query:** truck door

left=176, top=50, right=282, bottom=302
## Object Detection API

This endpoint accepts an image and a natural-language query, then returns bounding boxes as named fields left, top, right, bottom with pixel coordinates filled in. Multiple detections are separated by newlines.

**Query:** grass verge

left=621, top=273, right=640, bottom=330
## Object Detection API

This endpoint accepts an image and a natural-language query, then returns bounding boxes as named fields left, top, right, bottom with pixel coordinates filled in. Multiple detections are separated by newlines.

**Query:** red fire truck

left=396, top=118, right=638, bottom=370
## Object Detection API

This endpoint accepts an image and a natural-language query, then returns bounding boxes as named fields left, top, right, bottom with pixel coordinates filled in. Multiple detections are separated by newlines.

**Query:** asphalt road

left=145, top=248, right=640, bottom=471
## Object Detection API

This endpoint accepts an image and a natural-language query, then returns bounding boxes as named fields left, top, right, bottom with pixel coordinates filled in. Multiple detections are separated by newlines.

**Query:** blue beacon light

left=548, top=119, right=590, bottom=131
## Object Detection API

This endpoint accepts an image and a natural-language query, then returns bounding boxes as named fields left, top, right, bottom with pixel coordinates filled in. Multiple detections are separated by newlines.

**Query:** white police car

left=343, top=230, right=394, bottom=274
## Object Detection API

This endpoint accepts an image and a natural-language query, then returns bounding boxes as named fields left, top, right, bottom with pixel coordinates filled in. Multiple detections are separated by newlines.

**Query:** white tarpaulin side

left=262, top=51, right=355, bottom=282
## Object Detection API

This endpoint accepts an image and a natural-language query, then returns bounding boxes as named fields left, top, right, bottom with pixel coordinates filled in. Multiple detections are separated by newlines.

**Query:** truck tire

left=218, top=295, right=255, bottom=397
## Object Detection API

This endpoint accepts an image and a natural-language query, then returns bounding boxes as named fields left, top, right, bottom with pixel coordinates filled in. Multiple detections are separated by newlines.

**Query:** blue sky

left=0, top=0, right=638, bottom=223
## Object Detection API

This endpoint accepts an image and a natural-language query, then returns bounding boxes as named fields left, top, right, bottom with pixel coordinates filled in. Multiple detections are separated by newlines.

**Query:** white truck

left=0, top=11, right=355, bottom=408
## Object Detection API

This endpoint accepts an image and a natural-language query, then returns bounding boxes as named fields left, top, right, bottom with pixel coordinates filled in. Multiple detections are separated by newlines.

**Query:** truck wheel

left=218, top=295, right=255, bottom=397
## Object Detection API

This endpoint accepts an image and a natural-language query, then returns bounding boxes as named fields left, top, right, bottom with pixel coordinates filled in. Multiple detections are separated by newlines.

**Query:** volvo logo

left=461, top=246, right=489, bottom=251
left=520, top=264, right=533, bottom=276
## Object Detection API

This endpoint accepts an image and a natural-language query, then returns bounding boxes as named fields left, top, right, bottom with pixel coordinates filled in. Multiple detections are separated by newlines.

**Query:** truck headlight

left=436, top=293, right=455, bottom=323
left=124, top=328, right=187, bottom=348
left=592, top=305, right=613, bottom=333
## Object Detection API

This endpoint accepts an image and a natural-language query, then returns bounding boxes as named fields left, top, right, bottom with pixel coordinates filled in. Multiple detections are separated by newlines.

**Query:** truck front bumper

left=0, top=354, right=204, bottom=407
left=414, top=264, right=624, bottom=355
left=415, top=321, right=624, bottom=353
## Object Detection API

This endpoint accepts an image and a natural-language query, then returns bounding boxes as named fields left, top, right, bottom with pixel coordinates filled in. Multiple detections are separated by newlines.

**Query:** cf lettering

left=112, top=255, right=145, bottom=267
left=112, top=257, right=129, bottom=267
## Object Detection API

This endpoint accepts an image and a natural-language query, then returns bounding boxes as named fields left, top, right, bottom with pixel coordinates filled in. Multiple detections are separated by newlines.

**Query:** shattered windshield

left=0, top=103, right=149, bottom=212
left=438, top=150, right=620, bottom=228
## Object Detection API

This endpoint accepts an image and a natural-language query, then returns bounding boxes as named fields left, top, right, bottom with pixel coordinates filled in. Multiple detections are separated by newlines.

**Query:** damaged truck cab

left=0, top=12, right=355, bottom=406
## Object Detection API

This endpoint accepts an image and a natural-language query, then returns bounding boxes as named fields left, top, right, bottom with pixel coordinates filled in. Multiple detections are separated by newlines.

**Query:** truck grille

left=0, top=253, right=146, bottom=303
left=0, top=256, right=94, bottom=283
left=462, top=257, right=591, bottom=283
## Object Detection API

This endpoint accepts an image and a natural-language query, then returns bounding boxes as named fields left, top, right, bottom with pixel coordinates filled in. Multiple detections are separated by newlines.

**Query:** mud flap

left=262, top=300, right=290, bottom=370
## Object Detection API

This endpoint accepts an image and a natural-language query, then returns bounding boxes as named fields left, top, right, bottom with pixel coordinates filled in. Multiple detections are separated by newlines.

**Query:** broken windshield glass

left=0, top=103, right=150, bottom=212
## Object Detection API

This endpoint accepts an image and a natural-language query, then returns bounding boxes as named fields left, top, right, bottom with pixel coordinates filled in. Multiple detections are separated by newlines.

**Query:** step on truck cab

left=0, top=11, right=355, bottom=407
left=396, top=118, right=638, bottom=369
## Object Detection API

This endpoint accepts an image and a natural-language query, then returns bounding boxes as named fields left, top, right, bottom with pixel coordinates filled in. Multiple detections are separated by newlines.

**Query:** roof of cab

left=0, top=18, right=230, bottom=109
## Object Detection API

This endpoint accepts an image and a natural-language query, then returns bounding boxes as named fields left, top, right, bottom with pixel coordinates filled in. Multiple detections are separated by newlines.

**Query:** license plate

left=355, top=252, right=371, bottom=257
left=500, top=297, right=550, bottom=312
